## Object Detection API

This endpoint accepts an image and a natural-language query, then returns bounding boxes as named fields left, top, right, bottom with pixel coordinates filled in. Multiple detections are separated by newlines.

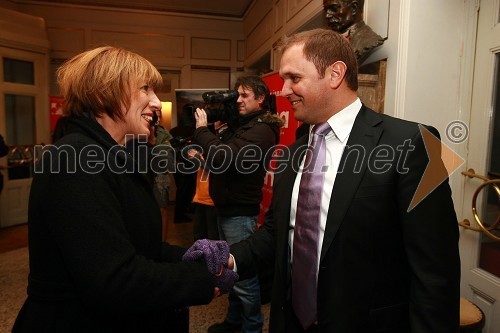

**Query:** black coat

left=13, top=116, right=214, bottom=333
left=231, top=106, right=461, bottom=332
left=193, top=111, right=283, bottom=217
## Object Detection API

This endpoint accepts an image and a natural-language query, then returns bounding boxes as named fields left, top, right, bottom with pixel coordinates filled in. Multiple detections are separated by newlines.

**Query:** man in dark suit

left=229, top=28, right=460, bottom=332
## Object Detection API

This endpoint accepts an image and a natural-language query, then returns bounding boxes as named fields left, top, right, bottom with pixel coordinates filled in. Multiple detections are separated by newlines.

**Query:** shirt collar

left=325, top=98, right=362, bottom=143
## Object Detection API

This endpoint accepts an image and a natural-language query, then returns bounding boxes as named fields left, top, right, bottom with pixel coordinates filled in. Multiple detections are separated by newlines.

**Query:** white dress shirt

left=289, top=98, right=362, bottom=272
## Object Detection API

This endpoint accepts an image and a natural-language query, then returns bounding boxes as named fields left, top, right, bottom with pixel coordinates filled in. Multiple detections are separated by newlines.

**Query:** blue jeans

left=218, top=215, right=263, bottom=333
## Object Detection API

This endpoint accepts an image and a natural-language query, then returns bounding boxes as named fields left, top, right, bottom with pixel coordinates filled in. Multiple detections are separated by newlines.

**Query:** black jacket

left=193, top=111, right=284, bottom=216
left=14, top=116, right=214, bottom=333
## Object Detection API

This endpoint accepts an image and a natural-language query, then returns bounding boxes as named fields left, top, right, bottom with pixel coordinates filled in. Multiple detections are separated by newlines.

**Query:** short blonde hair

left=57, top=46, right=162, bottom=121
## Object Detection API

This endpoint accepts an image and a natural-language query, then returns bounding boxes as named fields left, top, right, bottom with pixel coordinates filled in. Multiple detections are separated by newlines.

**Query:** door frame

left=457, top=0, right=500, bottom=331
left=0, top=47, right=50, bottom=227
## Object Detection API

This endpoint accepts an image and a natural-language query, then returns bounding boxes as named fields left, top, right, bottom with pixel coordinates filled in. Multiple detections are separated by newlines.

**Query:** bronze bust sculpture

left=323, top=0, right=385, bottom=66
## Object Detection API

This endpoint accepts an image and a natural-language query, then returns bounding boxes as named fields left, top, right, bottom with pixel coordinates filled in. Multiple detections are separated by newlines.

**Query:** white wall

left=365, top=0, right=473, bottom=208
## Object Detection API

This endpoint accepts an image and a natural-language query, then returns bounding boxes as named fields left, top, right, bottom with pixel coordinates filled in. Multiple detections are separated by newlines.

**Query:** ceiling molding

left=10, top=0, right=254, bottom=19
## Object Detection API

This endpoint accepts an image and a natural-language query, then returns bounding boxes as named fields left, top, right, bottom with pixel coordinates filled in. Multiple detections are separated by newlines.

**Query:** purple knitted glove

left=182, top=239, right=239, bottom=294
left=182, top=239, right=229, bottom=275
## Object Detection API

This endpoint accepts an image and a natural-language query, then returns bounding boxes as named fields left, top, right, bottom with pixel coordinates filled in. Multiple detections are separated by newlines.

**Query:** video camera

left=183, top=90, right=239, bottom=128
left=169, top=136, right=192, bottom=150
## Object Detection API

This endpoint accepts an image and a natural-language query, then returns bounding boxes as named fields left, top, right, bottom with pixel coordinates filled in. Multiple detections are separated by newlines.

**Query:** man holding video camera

left=193, top=75, right=284, bottom=333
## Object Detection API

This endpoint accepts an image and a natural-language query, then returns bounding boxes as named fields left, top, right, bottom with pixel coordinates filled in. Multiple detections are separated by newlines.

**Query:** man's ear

left=256, top=94, right=265, bottom=106
left=351, top=1, right=360, bottom=16
left=329, top=61, right=347, bottom=89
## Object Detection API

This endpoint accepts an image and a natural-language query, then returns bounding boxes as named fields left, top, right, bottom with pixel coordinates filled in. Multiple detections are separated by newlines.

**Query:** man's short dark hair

left=278, top=28, right=358, bottom=91
left=234, top=75, right=271, bottom=110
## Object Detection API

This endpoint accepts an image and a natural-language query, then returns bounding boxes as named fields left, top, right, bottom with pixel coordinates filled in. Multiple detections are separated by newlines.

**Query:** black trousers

left=173, top=170, right=196, bottom=218
left=193, top=203, right=218, bottom=240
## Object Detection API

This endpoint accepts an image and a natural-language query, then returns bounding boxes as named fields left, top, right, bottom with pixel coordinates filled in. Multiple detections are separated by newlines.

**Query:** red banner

left=50, top=96, right=64, bottom=137
left=258, top=72, right=302, bottom=225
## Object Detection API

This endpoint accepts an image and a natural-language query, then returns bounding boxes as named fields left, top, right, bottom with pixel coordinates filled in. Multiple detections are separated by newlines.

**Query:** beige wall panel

left=244, top=0, right=322, bottom=67
left=190, top=70, right=229, bottom=89
left=237, top=40, right=245, bottom=61
left=287, top=0, right=313, bottom=22
left=0, top=7, right=46, bottom=41
left=245, top=10, right=273, bottom=58
left=244, top=0, right=273, bottom=36
left=47, top=27, right=85, bottom=55
left=191, top=37, right=231, bottom=61
left=274, top=0, right=284, bottom=33
left=13, top=3, right=245, bottom=69
left=91, top=30, right=184, bottom=59
left=16, top=3, right=244, bottom=36
left=0, top=7, right=49, bottom=51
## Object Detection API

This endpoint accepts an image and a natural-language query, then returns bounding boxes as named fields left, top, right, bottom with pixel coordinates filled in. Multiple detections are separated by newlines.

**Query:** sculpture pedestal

left=357, top=59, right=387, bottom=113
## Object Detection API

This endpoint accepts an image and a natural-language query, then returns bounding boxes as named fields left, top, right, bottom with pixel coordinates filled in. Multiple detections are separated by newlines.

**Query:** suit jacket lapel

left=277, top=135, right=308, bottom=222
left=320, top=106, right=383, bottom=263
left=276, top=136, right=308, bottom=286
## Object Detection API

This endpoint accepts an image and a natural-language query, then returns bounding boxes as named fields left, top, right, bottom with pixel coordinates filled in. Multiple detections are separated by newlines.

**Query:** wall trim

left=453, top=0, right=480, bottom=218
left=12, top=0, right=244, bottom=21
left=0, top=38, right=49, bottom=53
left=392, top=0, right=410, bottom=119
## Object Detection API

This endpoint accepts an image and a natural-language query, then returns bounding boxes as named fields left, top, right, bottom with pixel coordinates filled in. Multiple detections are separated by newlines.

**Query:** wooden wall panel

left=246, top=10, right=273, bottom=58
left=190, top=69, right=230, bottom=89
left=47, top=27, right=85, bottom=56
left=274, top=0, right=284, bottom=33
left=0, top=6, right=49, bottom=52
left=287, top=0, right=313, bottom=22
left=243, top=0, right=323, bottom=67
left=91, top=30, right=185, bottom=59
left=191, top=37, right=231, bottom=61
left=244, top=0, right=273, bottom=36
left=237, top=40, right=245, bottom=62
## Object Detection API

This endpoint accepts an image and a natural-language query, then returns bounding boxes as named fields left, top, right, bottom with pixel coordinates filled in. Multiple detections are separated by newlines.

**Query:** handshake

left=182, top=239, right=238, bottom=297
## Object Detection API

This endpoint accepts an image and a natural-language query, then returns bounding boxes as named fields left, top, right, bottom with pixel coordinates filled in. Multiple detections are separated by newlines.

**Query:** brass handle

left=5, top=145, right=36, bottom=167
left=460, top=169, right=500, bottom=241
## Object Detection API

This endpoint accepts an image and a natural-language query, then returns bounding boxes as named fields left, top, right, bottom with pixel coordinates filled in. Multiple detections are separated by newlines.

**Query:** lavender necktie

left=292, top=122, right=331, bottom=330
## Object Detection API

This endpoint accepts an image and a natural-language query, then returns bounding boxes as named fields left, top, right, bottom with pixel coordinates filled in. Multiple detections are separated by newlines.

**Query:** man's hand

left=187, top=148, right=200, bottom=159
left=228, top=254, right=235, bottom=270
left=195, top=108, right=208, bottom=128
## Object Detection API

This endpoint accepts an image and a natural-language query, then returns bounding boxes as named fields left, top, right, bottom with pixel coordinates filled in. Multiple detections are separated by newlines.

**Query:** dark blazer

left=231, top=106, right=461, bottom=332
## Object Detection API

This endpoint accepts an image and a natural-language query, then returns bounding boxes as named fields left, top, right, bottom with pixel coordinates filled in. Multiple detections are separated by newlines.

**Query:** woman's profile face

left=122, top=80, right=161, bottom=141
